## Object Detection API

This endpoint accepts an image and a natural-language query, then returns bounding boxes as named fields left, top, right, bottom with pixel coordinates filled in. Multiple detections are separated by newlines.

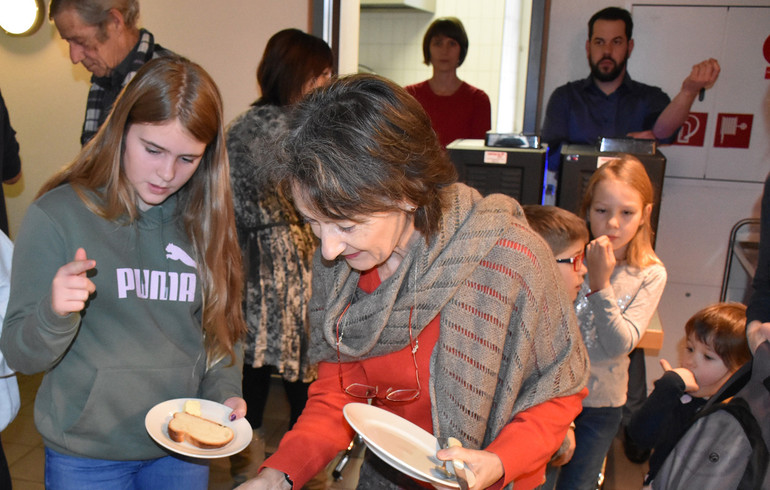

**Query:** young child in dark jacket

left=626, top=302, right=752, bottom=486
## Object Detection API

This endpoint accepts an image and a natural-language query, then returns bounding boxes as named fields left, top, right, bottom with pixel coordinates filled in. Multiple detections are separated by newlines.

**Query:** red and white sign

left=714, top=113, right=753, bottom=149
left=673, top=112, right=708, bottom=147
left=483, top=151, right=508, bottom=164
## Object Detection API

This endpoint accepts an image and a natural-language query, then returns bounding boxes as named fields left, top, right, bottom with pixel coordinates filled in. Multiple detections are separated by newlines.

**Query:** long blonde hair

left=38, top=56, right=246, bottom=363
left=579, top=154, right=662, bottom=269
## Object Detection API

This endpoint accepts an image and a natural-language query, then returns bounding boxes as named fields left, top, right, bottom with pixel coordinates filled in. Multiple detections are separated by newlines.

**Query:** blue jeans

left=45, top=447, right=209, bottom=490
left=553, top=406, right=623, bottom=490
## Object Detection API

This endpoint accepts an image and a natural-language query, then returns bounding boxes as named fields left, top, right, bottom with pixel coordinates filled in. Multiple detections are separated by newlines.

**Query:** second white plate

left=343, top=403, right=459, bottom=489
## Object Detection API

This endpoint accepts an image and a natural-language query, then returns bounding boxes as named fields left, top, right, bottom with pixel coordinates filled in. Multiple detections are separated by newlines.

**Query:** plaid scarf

left=80, top=29, right=168, bottom=145
left=308, top=183, right=588, bottom=462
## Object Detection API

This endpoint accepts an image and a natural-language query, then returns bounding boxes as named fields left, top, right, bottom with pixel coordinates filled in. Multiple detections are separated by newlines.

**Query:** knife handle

left=447, top=437, right=477, bottom=488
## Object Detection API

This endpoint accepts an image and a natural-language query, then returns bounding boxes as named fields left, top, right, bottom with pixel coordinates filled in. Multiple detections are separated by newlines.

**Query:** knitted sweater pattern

left=308, top=183, right=588, bottom=449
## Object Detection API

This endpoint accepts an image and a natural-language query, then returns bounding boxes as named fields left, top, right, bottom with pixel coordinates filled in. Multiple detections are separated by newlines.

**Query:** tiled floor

left=3, top=373, right=645, bottom=489
left=4, top=372, right=45, bottom=490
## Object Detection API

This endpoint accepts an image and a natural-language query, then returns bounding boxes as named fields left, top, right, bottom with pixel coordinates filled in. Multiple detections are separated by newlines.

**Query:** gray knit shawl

left=308, top=183, right=588, bottom=452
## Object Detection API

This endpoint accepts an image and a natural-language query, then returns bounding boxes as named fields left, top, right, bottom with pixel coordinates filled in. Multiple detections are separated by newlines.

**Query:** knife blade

left=452, top=459, right=471, bottom=490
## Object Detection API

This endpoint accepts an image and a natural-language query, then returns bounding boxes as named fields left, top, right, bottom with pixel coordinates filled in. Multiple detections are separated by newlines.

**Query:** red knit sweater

left=405, top=80, right=492, bottom=147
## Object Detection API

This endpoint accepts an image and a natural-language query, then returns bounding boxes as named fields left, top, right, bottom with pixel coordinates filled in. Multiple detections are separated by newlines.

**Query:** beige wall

left=0, top=0, right=311, bottom=238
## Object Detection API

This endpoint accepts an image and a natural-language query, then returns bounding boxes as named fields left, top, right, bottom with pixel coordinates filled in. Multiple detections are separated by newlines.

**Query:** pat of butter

left=184, top=399, right=201, bottom=417
left=447, top=437, right=462, bottom=448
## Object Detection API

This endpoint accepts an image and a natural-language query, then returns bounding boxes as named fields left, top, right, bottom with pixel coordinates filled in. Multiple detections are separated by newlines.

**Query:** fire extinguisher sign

left=673, top=112, right=708, bottom=147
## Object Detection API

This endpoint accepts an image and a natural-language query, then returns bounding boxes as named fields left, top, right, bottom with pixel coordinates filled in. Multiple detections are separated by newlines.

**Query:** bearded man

left=541, top=7, right=719, bottom=154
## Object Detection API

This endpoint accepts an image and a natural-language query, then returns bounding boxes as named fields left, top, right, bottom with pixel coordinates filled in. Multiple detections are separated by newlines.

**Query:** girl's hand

left=436, top=446, right=503, bottom=490
left=585, top=235, right=615, bottom=292
left=223, top=396, right=247, bottom=421
left=660, top=359, right=699, bottom=393
left=51, top=248, right=96, bottom=317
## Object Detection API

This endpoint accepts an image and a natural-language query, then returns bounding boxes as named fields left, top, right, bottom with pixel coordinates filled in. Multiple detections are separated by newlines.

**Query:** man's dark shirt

left=541, top=73, right=672, bottom=163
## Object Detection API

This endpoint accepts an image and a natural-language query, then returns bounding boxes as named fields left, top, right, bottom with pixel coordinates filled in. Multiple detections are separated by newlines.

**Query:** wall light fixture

left=0, top=0, right=45, bottom=37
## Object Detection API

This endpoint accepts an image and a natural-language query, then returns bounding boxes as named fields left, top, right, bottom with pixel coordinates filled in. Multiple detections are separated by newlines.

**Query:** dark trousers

left=242, top=364, right=310, bottom=430
left=623, top=347, right=648, bottom=426
left=0, top=434, right=10, bottom=489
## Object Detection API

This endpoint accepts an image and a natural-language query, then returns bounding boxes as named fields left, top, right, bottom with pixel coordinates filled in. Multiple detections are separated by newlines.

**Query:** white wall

left=338, top=0, right=362, bottom=75
left=0, top=0, right=311, bottom=238
left=543, top=0, right=770, bottom=390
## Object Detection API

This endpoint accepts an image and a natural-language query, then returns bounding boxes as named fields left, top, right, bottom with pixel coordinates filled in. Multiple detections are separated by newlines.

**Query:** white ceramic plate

left=145, top=398, right=252, bottom=458
left=343, top=403, right=459, bottom=489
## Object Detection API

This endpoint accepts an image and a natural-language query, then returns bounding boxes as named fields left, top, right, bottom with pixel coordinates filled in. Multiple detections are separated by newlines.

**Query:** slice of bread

left=167, top=412, right=234, bottom=449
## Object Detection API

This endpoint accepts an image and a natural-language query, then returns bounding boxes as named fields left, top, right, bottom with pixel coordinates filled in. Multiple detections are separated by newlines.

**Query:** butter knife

left=446, top=437, right=476, bottom=490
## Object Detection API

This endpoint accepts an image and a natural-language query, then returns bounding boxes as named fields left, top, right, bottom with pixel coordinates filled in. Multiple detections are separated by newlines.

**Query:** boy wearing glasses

left=524, top=205, right=589, bottom=304
left=524, top=204, right=589, bottom=485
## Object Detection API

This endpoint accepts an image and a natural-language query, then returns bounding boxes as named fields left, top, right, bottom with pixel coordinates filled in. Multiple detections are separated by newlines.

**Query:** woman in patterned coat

left=225, top=28, right=333, bottom=480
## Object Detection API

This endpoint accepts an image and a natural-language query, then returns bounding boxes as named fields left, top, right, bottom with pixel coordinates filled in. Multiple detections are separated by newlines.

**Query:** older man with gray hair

left=50, top=0, right=174, bottom=145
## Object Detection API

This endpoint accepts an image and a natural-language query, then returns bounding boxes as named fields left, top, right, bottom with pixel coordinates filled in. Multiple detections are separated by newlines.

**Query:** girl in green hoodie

left=0, top=56, right=247, bottom=489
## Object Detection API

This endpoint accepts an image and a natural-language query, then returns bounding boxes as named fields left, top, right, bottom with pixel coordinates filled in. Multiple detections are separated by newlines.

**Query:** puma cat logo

left=165, top=243, right=196, bottom=267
